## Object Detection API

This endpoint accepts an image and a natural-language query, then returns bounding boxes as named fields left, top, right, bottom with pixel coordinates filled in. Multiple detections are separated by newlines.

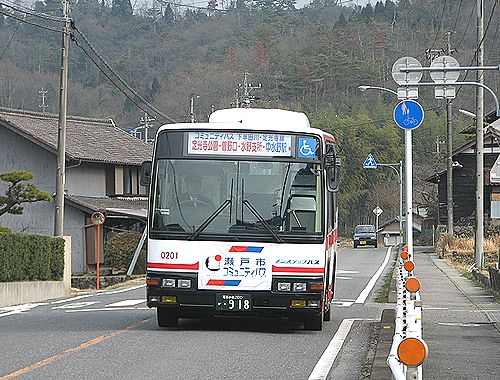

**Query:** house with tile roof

left=0, top=108, right=153, bottom=274
left=426, top=114, right=500, bottom=226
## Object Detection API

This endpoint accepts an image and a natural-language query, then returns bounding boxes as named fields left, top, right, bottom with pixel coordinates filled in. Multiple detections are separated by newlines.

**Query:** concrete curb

left=369, top=309, right=395, bottom=380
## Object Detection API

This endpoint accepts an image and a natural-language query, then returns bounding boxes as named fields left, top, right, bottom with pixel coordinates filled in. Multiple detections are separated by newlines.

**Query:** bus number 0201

left=161, top=251, right=178, bottom=259
left=228, top=299, right=251, bottom=310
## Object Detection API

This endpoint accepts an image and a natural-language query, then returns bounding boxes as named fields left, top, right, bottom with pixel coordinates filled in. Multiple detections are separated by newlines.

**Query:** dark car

left=353, top=224, right=377, bottom=248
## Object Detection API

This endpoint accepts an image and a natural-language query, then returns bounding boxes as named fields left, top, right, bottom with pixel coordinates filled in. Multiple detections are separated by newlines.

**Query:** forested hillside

left=1, top=0, right=499, bottom=233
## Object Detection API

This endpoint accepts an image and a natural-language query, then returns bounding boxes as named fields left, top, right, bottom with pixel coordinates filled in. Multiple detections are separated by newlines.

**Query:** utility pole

left=54, top=0, right=71, bottom=237
left=475, top=0, right=484, bottom=269
left=241, top=72, right=261, bottom=108
left=189, top=94, right=199, bottom=123
left=39, top=88, right=48, bottom=113
left=139, top=112, right=155, bottom=143
left=445, top=31, right=455, bottom=235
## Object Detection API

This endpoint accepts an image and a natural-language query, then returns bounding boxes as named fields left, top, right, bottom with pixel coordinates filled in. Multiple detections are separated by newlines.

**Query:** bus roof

left=157, top=108, right=335, bottom=141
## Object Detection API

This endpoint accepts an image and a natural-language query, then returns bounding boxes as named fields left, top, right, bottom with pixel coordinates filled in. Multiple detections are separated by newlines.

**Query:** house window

left=491, top=190, right=500, bottom=219
left=124, top=167, right=132, bottom=194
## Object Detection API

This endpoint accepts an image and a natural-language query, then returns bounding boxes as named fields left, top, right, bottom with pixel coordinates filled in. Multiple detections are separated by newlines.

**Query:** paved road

left=0, top=246, right=393, bottom=380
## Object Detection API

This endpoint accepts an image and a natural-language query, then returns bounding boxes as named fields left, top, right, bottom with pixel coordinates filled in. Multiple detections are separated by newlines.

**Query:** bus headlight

left=177, top=279, right=192, bottom=288
left=277, top=282, right=291, bottom=291
left=162, top=278, right=176, bottom=288
left=293, top=282, right=307, bottom=292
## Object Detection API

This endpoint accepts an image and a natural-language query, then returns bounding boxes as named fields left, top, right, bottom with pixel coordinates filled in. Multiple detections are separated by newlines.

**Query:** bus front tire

left=304, top=313, right=323, bottom=331
left=157, top=307, right=179, bottom=327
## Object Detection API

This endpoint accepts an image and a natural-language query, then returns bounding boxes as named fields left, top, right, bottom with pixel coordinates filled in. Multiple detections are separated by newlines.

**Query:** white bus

left=142, top=108, right=340, bottom=330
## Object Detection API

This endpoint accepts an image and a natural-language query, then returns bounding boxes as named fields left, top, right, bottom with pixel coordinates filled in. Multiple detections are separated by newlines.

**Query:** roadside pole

left=404, top=129, right=414, bottom=258
left=393, top=100, right=425, bottom=260
left=91, top=212, right=106, bottom=290
left=54, top=0, right=71, bottom=236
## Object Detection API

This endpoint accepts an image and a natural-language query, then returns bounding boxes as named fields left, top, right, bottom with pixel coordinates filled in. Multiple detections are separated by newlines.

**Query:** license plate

left=360, top=241, right=366, bottom=245
left=216, top=294, right=252, bottom=311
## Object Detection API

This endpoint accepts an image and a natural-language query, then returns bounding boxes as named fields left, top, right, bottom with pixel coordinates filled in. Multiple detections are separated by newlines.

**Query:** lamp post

left=359, top=85, right=404, bottom=244
left=358, top=85, right=398, bottom=96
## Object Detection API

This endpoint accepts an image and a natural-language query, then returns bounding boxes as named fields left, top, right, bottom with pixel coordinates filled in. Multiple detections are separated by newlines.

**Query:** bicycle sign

left=297, top=137, right=317, bottom=159
left=393, top=100, right=424, bottom=130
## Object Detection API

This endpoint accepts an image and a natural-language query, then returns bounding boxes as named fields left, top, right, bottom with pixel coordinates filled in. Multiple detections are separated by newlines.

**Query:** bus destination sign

left=187, top=132, right=292, bottom=157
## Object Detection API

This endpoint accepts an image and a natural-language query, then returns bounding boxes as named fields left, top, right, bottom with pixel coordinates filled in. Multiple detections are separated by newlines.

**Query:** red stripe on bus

left=207, top=279, right=225, bottom=286
left=147, top=262, right=199, bottom=270
left=229, top=246, right=248, bottom=252
left=272, top=265, right=324, bottom=273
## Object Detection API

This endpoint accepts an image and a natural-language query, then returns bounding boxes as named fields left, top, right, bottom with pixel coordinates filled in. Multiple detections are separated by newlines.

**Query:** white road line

left=105, top=299, right=145, bottom=307
left=51, top=294, right=95, bottom=304
left=336, top=276, right=352, bottom=280
left=105, top=284, right=145, bottom=294
left=65, top=307, right=149, bottom=313
left=331, top=301, right=353, bottom=307
left=355, top=247, right=392, bottom=304
left=337, top=270, right=359, bottom=274
left=53, top=301, right=99, bottom=310
left=51, top=284, right=145, bottom=305
left=308, top=319, right=357, bottom=380
left=0, top=303, right=47, bottom=317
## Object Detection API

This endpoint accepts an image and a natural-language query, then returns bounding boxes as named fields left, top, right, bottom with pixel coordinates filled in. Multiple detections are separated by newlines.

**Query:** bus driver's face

left=187, top=181, right=201, bottom=198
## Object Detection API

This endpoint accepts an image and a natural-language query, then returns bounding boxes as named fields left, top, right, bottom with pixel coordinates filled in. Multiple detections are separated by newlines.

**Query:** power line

left=450, top=0, right=463, bottom=34
left=0, top=19, right=21, bottom=61
left=0, top=0, right=64, bottom=21
left=454, top=3, right=475, bottom=50
left=457, top=0, right=499, bottom=102
left=428, top=0, right=447, bottom=50
left=0, top=7, right=62, bottom=33
left=71, top=24, right=176, bottom=123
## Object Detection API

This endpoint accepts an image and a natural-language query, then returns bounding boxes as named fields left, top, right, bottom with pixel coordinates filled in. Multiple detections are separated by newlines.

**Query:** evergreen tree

left=112, top=0, right=133, bottom=17
left=0, top=171, right=51, bottom=217
left=360, top=3, right=373, bottom=20
left=335, top=11, right=348, bottom=28
left=163, top=4, right=174, bottom=24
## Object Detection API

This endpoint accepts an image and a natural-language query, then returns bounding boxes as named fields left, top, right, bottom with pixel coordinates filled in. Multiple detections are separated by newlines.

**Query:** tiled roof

left=66, top=195, right=148, bottom=219
left=0, top=108, right=152, bottom=165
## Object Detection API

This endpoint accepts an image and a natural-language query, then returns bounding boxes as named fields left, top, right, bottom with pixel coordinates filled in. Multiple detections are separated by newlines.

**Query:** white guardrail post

left=387, top=245, right=428, bottom=380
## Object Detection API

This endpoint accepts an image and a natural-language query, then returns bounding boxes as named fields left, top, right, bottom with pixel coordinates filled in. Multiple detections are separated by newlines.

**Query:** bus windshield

left=151, top=159, right=323, bottom=241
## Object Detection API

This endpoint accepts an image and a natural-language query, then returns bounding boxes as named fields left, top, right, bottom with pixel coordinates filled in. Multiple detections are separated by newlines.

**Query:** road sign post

left=373, top=206, right=383, bottom=241
left=393, top=100, right=424, bottom=259
left=91, top=212, right=106, bottom=290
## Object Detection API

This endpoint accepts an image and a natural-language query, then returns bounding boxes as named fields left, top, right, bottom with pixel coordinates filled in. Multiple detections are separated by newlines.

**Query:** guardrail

left=387, top=245, right=428, bottom=380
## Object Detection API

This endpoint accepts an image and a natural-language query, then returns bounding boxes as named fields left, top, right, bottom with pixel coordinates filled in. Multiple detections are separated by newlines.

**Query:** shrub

left=0, top=233, right=65, bottom=281
left=104, top=231, right=146, bottom=274
left=0, top=226, right=11, bottom=233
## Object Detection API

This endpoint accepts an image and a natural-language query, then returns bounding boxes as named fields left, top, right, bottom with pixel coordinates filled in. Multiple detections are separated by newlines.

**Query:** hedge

left=105, top=231, right=146, bottom=274
left=0, top=233, right=65, bottom=282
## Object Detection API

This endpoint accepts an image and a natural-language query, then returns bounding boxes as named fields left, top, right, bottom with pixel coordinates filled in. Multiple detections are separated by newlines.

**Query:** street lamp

left=459, top=109, right=477, bottom=118
left=359, top=84, right=404, bottom=244
left=358, top=85, right=398, bottom=96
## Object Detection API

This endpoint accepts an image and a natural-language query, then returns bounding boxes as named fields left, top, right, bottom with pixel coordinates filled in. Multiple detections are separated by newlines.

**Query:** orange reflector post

left=405, top=277, right=421, bottom=293
left=397, top=337, right=428, bottom=367
left=400, top=251, right=409, bottom=260
left=404, top=261, right=415, bottom=272
left=403, top=244, right=408, bottom=251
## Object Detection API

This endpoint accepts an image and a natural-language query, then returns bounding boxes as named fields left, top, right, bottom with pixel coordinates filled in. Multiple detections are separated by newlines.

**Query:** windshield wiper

left=187, top=199, right=232, bottom=241
left=243, top=200, right=284, bottom=243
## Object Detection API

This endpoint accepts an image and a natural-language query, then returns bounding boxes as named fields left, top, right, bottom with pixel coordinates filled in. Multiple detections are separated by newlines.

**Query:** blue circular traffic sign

left=393, top=100, right=424, bottom=130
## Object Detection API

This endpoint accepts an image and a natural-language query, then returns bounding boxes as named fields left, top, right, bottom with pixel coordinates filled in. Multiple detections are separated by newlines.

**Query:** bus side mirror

left=324, top=145, right=340, bottom=192
left=140, top=161, right=152, bottom=186
left=326, top=157, right=341, bottom=192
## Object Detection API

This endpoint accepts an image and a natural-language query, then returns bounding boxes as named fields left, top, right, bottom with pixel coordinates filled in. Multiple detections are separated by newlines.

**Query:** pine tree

left=112, top=0, right=133, bottom=17
left=163, top=4, right=174, bottom=24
